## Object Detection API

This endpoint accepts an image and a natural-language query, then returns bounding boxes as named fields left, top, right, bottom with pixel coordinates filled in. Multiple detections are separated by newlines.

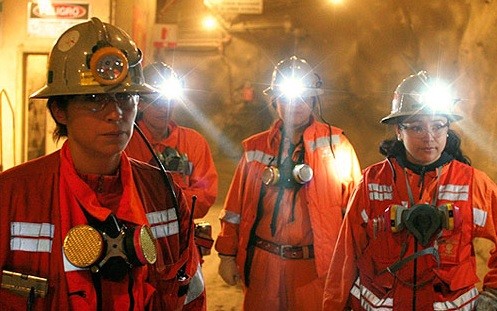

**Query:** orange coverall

left=0, top=143, right=200, bottom=310
left=215, top=119, right=361, bottom=310
left=126, top=120, right=218, bottom=219
left=323, top=158, right=497, bottom=310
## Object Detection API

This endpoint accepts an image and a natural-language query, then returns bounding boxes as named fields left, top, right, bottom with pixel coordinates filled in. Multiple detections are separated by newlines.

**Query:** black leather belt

left=254, top=236, right=314, bottom=260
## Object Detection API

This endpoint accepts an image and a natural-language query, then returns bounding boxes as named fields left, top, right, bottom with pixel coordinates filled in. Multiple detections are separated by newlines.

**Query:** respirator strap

left=289, top=146, right=305, bottom=222
left=384, top=246, right=439, bottom=275
left=91, top=270, right=103, bottom=311
left=90, top=265, right=134, bottom=311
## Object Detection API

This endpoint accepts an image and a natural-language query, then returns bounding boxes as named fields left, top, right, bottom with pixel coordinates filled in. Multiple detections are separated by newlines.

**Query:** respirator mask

left=385, top=203, right=461, bottom=246
left=262, top=156, right=313, bottom=188
left=156, top=146, right=192, bottom=175
left=63, top=214, right=157, bottom=281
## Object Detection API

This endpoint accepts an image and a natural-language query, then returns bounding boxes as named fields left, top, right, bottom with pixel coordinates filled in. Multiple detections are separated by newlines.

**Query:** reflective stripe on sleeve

left=432, top=287, right=478, bottom=311
left=307, top=135, right=341, bottom=152
left=11, top=222, right=54, bottom=238
left=350, top=277, right=478, bottom=311
left=10, top=237, right=52, bottom=253
left=149, top=221, right=179, bottom=239
left=245, top=150, right=274, bottom=165
left=368, top=183, right=393, bottom=201
left=350, top=277, right=393, bottom=310
left=438, top=184, right=469, bottom=201
left=360, top=209, right=369, bottom=224
left=473, top=208, right=488, bottom=227
left=184, top=263, right=205, bottom=305
left=10, top=222, right=54, bottom=253
left=219, top=210, right=240, bottom=225
left=147, top=209, right=180, bottom=238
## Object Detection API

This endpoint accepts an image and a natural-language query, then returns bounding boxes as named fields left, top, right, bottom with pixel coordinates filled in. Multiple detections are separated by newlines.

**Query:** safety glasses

left=399, top=122, right=449, bottom=138
left=70, top=93, right=139, bottom=112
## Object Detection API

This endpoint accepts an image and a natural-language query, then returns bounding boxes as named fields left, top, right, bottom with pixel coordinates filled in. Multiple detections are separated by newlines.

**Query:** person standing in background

left=215, top=55, right=362, bottom=310
left=126, top=62, right=218, bottom=220
left=126, top=62, right=218, bottom=310
left=323, top=71, right=497, bottom=310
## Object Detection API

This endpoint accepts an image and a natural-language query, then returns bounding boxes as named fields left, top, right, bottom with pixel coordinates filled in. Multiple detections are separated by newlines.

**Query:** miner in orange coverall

left=215, top=56, right=362, bottom=310
left=126, top=62, right=218, bottom=220
left=0, top=18, right=201, bottom=311
left=125, top=62, right=218, bottom=310
left=323, top=71, right=497, bottom=311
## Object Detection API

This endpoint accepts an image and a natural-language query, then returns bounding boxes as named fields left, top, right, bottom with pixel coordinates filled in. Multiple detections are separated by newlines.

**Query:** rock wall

left=154, top=0, right=497, bottom=292
left=154, top=0, right=497, bottom=195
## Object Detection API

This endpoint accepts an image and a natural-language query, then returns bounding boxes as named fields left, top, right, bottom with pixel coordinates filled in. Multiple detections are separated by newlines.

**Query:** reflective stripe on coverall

left=126, top=120, right=218, bottom=219
left=215, top=119, right=361, bottom=309
left=0, top=144, right=199, bottom=311
left=323, top=158, right=497, bottom=311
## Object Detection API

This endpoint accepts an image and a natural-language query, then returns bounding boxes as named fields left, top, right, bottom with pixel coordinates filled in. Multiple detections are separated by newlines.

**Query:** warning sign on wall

left=204, top=0, right=263, bottom=14
left=27, top=2, right=90, bottom=38
left=152, top=24, right=178, bottom=49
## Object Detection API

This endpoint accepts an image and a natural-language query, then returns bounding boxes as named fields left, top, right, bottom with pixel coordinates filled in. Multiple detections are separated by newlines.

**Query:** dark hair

left=379, top=129, right=471, bottom=165
left=47, top=96, right=71, bottom=142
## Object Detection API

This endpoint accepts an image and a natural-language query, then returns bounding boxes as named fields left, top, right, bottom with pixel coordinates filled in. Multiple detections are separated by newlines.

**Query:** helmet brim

left=262, top=87, right=324, bottom=98
left=30, top=82, right=158, bottom=99
left=380, top=111, right=463, bottom=124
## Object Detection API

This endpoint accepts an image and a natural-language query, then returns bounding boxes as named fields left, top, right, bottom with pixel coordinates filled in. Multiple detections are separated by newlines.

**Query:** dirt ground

left=198, top=202, right=244, bottom=311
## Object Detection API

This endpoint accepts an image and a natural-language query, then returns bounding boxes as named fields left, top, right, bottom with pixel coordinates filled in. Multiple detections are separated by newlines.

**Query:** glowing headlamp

left=413, top=80, right=456, bottom=113
left=157, top=77, right=183, bottom=99
left=278, top=77, right=306, bottom=99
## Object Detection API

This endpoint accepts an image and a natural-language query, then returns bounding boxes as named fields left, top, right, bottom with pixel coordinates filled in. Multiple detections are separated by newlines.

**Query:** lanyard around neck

left=402, top=166, right=442, bottom=207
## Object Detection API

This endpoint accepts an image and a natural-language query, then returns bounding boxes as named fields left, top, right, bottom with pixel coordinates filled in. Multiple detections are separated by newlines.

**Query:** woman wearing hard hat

left=323, top=71, right=497, bottom=310
left=215, top=56, right=362, bottom=310
left=0, top=18, right=199, bottom=310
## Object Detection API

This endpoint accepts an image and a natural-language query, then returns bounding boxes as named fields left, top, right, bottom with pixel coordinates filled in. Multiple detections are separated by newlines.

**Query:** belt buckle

left=279, top=245, right=293, bottom=258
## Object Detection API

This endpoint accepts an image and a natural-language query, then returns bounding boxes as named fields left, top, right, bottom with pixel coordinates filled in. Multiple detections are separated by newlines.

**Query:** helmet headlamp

left=263, top=56, right=324, bottom=99
left=420, top=81, right=455, bottom=113
left=381, top=71, right=462, bottom=124
left=157, top=76, right=183, bottom=99
left=278, top=77, right=306, bottom=99
left=90, top=46, right=129, bottom=86
left=142, top=62, right=184, bottom=102
left=30, top=17, right=154, bottom=98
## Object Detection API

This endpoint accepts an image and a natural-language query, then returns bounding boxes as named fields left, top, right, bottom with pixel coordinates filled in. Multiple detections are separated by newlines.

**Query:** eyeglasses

left=70, top=93, right=139, bottom=112
left=399, top=122, right=449, bottom=138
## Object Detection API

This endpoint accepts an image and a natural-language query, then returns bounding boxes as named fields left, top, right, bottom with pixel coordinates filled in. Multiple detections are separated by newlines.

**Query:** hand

left=218, top=255, right=239, bottom=286
left=477, top=288, right=497, bottom=311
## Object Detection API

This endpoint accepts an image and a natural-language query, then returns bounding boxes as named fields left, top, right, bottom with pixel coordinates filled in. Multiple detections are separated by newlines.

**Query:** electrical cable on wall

left=0, top=88, right=15, bottom=171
